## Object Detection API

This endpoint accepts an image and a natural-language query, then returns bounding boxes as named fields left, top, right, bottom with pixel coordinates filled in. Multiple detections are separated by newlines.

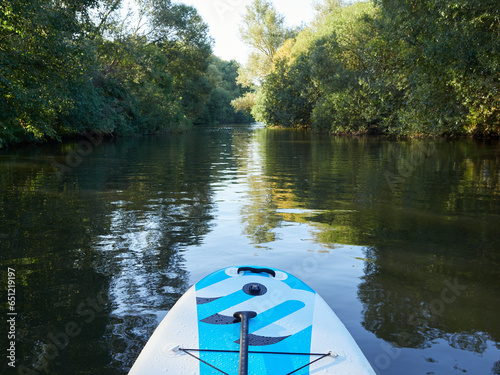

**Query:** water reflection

left=1, top=127, right=499, bottom=374
left=0, top=130, right=235, bottom=373
left=0, top=153, right=115, bottom=373
left=240, top=129, right=500, bottom=373
left=239, top=134, right=282, bottom=244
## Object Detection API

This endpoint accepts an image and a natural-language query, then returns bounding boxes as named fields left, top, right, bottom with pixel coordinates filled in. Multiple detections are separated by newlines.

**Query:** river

left=1, top=124, right=499, bottom=374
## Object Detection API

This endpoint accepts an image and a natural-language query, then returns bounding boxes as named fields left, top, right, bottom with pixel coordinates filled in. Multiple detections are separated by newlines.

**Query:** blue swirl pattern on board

left=195, top=267, right=316, bottom=374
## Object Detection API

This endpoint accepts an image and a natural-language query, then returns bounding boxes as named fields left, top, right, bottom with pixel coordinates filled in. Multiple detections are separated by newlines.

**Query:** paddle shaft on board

left=233, top=311, right=257, bottom=375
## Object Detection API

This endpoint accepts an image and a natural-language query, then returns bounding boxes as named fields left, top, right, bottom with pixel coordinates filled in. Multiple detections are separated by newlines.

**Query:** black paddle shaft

left=233, top=311, right=257, bottom=375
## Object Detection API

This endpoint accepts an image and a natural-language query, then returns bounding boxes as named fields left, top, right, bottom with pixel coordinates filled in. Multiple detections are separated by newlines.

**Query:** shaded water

left=1, top=124, right=499, bottom=374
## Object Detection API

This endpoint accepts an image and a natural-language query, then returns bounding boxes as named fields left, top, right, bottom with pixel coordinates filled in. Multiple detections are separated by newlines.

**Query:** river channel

left=1, top=124, right=499, bottom=374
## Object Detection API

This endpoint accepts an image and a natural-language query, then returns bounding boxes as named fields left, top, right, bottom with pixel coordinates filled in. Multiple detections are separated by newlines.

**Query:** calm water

left=1, top=124, right=499, bottom=375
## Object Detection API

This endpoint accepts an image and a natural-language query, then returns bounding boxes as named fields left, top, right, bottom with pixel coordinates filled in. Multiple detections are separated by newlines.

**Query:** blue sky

left=180, top=0, right=317, bottom=63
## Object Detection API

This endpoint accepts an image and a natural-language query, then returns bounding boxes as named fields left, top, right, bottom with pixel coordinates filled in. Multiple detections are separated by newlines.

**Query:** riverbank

left=0, top=1, right=252, bottom=150
left=3, top=123, right=499, bottom=153
left=265, top=124, right=500, bottom=141
left=251, top=2, right=500, bottom=138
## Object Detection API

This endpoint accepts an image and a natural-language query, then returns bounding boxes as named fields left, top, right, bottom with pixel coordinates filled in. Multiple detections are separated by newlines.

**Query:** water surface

left=1, top=124, right=499, bottom=374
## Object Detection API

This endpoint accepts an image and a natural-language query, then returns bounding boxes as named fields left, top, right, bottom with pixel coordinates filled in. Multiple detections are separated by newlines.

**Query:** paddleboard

left=129, top=266, right=376, bottom=374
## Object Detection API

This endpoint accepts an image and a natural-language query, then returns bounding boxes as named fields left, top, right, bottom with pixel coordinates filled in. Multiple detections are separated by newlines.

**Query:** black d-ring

left=237, top=267, right=276, bottom=278
left=243, top=283, right=267, bottom=296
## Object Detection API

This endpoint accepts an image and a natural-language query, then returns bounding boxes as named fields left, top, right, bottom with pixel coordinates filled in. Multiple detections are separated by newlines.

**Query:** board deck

left=129, top=266, right=376, bottom=374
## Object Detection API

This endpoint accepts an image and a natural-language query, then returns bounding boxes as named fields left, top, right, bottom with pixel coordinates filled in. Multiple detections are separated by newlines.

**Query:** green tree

left=237, top=0, right=293, bottom=86
left=0, top=0, right=288, bottom=148
left=254, top=0, right=499, bottom=136
left=308, top=2, right=403, bottom=134
left=126, top=0, right=214, bottom=123
left=2, top=0, right=251, bottom=147
left=232, top=0, right=299, bottom=117
left=253, top=54, right=317, bottom=128
left=254, top=2, right=396, bottom=132
left=231, top=92, right=258, bottom=114
left=0, top=0, right=100, bottom=145
left=197, top=57, right=254, bottom=125
left=375, top=0, right=500, bottom=135
left=311, top=0, right=343, bottom=26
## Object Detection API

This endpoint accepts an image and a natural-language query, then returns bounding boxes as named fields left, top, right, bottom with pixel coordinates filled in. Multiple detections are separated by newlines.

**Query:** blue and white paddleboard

left=129, top=266, right=376, bottom=374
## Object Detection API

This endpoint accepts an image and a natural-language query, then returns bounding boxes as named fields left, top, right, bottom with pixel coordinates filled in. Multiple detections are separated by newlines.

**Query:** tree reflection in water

left=1, top=127, right=499, bottom=374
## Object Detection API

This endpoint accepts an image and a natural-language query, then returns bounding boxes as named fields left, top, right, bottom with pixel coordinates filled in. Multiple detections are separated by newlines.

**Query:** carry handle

left=237, top=267, right=276, bottom=278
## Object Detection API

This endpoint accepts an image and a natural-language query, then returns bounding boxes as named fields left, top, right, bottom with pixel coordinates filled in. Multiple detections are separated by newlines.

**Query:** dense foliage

left=232, top=0, right=299, bottom=115
left=198, top=57, right=254, bottom=125
left=236, top=0, right=298, bottom=86
left=0, top=0, right=251, bottom=148
left=253, top=0, right=500, bottom=136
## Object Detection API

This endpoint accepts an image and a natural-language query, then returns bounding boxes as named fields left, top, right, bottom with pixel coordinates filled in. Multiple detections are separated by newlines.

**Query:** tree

left=311, top=0, right=343, bottom=26
left=253, top=54, right=316, bottom=128
left=231, top=0, right=298, bottom=117
left=0, top=0, right=100, bottom=145
left=231, top=92, right=257, bottom=114
left=374, top=0, right=500, bottom=135
left=197, top=57, right=254, bottom=125
left=254, top=2, right=392, bottom=132
left=237, top=0, right=296, bottom=86
left=0, top=0, right=234, bottom=147
left=254, top=0, right=499, bottom=136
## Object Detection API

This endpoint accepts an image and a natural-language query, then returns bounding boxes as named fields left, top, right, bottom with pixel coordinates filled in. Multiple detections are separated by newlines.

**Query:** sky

left=180, top=0, right=317, bottom=63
